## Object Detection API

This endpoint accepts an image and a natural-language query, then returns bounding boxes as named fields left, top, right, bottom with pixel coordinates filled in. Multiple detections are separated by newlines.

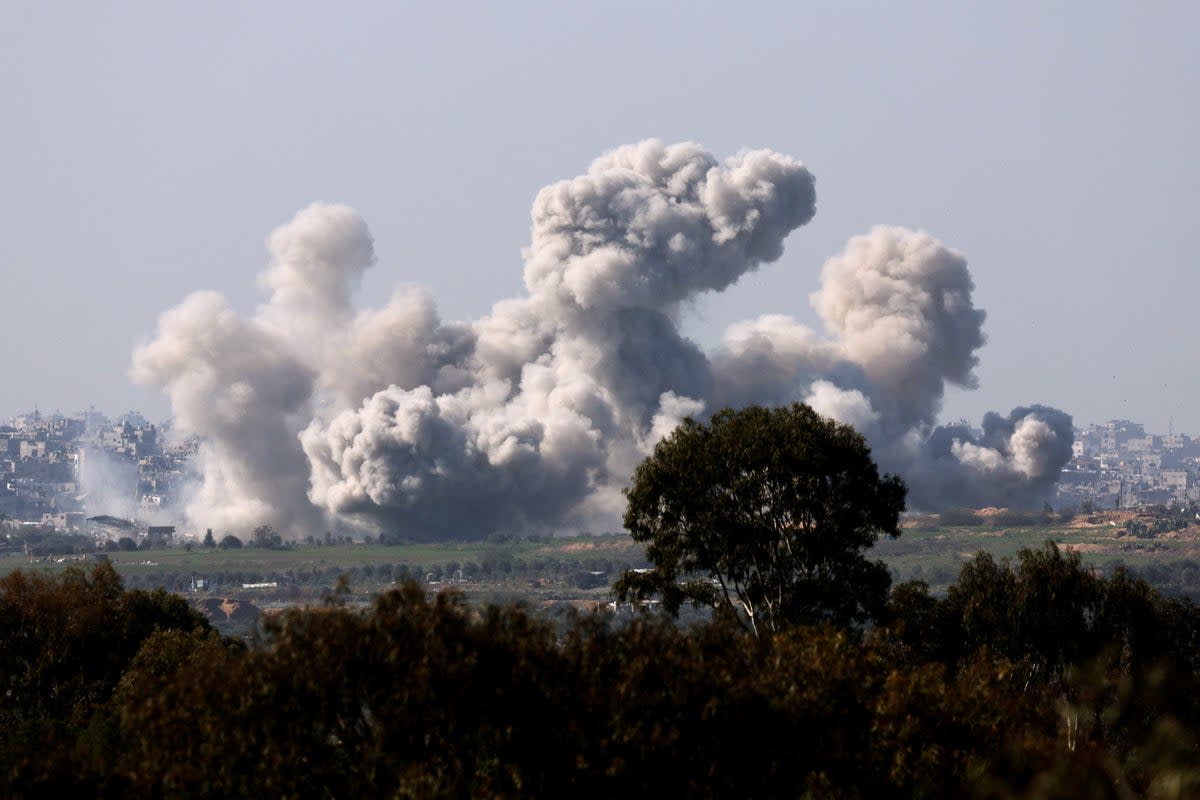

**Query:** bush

left=6, top=545, right=1200, bottom=796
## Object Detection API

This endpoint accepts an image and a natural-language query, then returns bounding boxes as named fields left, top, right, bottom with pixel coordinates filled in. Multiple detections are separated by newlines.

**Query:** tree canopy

left=4, top=548, right=1200, bottom=795
left=251, top=524, right=283, bottom=548
left=614, top=403, right=906, bottom=633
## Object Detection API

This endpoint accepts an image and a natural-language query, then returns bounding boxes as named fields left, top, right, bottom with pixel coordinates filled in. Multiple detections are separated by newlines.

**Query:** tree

left=613, top=404, right=906, bottom=635
left=218, top=534, right=243, bottom=550
left=0, top=562, right=211, bottom=729
left=203, top=529, right=215, bottom=548
left=251, top=525, right=283, bottom=549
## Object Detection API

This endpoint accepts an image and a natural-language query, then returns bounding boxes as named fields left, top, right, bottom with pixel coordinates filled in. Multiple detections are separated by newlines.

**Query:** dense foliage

left=615, top=404, right=906, bottom=633
left=2, top=546, right=1199, bottom=797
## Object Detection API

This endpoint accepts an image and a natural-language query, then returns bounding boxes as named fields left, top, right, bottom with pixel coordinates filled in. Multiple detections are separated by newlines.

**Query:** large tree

left=614, top=404, right=906, bottom=634
left=251, top=524, right=283, bottom=549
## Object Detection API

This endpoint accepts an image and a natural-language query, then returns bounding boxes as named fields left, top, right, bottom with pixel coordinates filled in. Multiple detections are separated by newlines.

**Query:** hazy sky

left=3, top=2, right=1198, bottom=433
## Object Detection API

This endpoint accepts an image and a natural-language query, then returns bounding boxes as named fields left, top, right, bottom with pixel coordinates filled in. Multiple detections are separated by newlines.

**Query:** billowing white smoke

left=133, top=140, right=1071, bottom=539
left=130, top=291, right=320, bottom=534
left=711, top=226, right=1072, bottom=509
left=78, top=447, right=140, bottom=521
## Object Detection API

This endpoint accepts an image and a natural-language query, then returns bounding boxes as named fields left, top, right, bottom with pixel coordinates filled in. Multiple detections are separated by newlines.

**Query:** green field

left=3, top=535, right=641, bottom=572
left=874, top=517, right=1200, bottom=592
left=5, top=519, right=1199, bottom=600
left=0, top=535, right=647, bottom=605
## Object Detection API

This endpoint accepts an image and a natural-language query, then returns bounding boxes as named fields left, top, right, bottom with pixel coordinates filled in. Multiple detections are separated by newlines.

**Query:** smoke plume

left=133, top=140, right=1072, bottom=539
left=78, top=447, right=140, bottom=522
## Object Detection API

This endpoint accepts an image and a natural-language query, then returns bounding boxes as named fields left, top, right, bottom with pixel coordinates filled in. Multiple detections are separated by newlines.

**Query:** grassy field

left=875, top=512, right=1200, bottom=591
left=6, top=513, right=1199, bottom=599
left=0, top=534, right=646, bottom=581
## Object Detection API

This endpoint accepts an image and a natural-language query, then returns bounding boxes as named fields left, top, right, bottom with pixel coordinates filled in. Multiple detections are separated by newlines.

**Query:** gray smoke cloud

left=130, top=291, right=320, bottom=534
left=133, top=140, right=1071, bottom=539
left=712, top=226, right=1071, bottom=509
left=78, top=447, right=140, bottom=521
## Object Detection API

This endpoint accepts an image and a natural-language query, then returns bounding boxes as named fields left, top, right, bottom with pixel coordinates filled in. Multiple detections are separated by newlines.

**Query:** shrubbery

left=3, top=547, right=1200, bottom=797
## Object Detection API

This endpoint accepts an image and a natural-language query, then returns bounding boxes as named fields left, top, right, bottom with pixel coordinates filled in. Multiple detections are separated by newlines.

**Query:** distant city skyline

left=2, top=404, right=1194, bottom=537
left=4, top=3, right=1200, bottom=432
left=9, top=405, right=1200, bottom=440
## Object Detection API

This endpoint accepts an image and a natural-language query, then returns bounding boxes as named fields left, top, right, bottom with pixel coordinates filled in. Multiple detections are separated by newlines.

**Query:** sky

left=2, top=2, right=1198, bottom=434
